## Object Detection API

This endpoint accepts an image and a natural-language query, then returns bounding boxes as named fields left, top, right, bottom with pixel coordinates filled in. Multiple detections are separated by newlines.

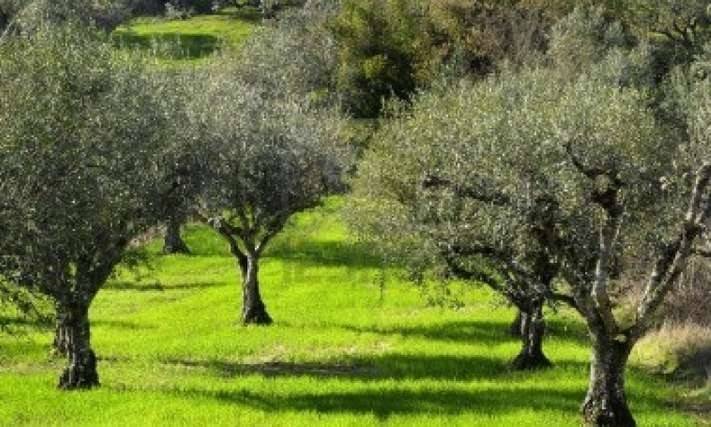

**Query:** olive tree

left=626, top=0, right=710, bottom=55
left=156, top=70, right=208, bottom=256
left=348, top=78, right=572, bottom=370
left=351, top=45, right=710, bottom=426
left=543, top=70, right=709, bottom=427
left=0, top=27, right=175, bottom=389
left=189, top=62, right=348, bottom=325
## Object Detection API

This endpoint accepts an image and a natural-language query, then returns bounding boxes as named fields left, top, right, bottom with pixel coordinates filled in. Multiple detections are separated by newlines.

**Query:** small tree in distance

left=189, top=62, right=349, bottom=325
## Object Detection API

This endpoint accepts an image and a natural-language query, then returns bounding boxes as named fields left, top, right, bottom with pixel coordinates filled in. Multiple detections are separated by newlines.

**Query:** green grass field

left=112, top=8, right=259, bottom=64
left=0, top=199, right=703, bottom=426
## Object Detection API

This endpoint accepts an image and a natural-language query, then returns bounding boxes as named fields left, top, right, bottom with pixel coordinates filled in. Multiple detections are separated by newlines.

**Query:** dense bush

left=329, top=0, right=557, bottom=118
left=234, top=0, right=339, bottom=105
left=2, top=0, right=132, bottom=32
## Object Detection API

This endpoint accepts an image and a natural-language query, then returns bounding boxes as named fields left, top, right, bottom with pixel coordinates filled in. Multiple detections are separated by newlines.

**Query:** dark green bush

left=329, top=0, right=554, bottom=118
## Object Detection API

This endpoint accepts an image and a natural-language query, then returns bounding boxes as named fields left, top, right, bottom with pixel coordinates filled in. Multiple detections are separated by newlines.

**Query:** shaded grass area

left=111, top=8, right=258, bottom=63
left=0, top=199, right=702, bottom=426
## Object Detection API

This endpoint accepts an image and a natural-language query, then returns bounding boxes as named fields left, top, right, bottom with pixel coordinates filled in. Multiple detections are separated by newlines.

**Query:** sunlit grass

left=111, top=8, right=259, bottom=65
left=0, top=199, right=700, bottom=426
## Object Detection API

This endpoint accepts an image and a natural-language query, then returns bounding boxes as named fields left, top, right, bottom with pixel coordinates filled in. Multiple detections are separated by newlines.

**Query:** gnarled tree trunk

left=57, top=302, right=99, bottom=390
left=511, top=301, right=552, bottom=370
left=240, top=255, right=272, bottom=325
left=582, top=337, right=635, bottom=427
left=163, top=216, right=190, bottom=254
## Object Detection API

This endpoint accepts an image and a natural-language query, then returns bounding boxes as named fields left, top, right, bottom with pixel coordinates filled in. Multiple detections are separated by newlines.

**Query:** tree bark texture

left=163, top=216, right=190, bottom=254
left=511, top=301, right=552, bottom=370
left=240, top=255, right=272, bottom=325
left=582, top=337, right=635, bottom=427
left=57, top=303, right=100, bottom=390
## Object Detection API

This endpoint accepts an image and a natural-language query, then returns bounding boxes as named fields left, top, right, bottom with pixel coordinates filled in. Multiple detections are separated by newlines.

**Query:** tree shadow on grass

left=105, top=280, right=224, bottom=292
left=0, top=316, right=53, bottom=330
left=92, top=319, right=157, bottom=330
left=167, top=386, right=588, bottom=420
left=161, top=353, right=589, bottom=382
left=265, top=239, right=385, bottom=270
left=111, top=31, right=220, bottom=60
left=214, top=6, right=262, bottom=23
left=337, top=318, right=590, bottom=347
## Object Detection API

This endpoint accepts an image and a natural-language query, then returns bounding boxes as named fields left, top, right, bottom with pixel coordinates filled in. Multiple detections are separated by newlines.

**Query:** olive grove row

left=0, top=2, right=709, bottom=427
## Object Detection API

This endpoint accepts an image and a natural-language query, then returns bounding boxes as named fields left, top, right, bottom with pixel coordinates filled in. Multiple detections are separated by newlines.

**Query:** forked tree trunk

left=240, top=255, right=272, bottom=325
left=511, top=301, right=552, bottom=370
left=57, top=303, right=99, bottom=390
left=582, top=337, right=635, bottom=427
left=163, top=216, right=190, bottom=254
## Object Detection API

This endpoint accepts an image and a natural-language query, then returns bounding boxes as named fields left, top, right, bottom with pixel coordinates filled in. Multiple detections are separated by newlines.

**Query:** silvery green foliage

left=0, top=26, right=173, bottom=309
left=150, top=68, right=208, bottom=227
left=4, top=0, right=131, bottom=35
left=353, top=51, right=710, bottom=321
left=351, top=46, right=710, bottom=422
left=184, top=57, right=349, bottom=323
left=191, top=59, right=349, bottom=250
left=232, top=0, right=339, bottom=108
left=549, top=6, right=632, bottom=78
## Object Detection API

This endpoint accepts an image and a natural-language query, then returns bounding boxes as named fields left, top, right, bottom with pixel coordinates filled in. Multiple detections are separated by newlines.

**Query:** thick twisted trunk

left=582, top=338, right=635, bottom=427
left=240, top=255, right=272, bottom=325
left=511, top=301, right=551, bottom=370
left=163, top=216, right=190, bottom=254
left=57, top=303, right=99, bottom=390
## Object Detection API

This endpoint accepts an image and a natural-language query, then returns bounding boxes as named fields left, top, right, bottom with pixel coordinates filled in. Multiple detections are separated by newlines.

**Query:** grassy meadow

left=111, top=8, right=260, bottom=64
left=0, top=199, right=704, bottom=426
left=0, top=8, right=707, bottom=427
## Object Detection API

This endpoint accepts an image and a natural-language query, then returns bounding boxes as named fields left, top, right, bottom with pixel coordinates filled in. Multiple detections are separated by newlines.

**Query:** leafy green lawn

left=0, top=199, right=702, bottom=426
left=112, top=8, right=259, bottom=64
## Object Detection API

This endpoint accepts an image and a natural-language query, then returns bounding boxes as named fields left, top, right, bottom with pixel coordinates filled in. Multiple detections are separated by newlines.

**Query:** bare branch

left=566, top=139, right=626, bottom=334
left=692, top=247, right=711, bottom=258
left=632, top=162, right=711, bottom=339
left=591, top=210, right=623, bottom=335
left=207, top=216, right=248, bottom=262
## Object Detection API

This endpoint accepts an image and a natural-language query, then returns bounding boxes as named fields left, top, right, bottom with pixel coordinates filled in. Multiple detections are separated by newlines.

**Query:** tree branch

left=564, top=142, right=607, bottom=181
left=566, top=141, right=626, bottom=333
left=591, top=210, right=623, bottom=335
left=207, top=216, right=248, bottom=263
left=422, top=174, right=511, bottom=206
left=692, top=247, right=711, bottom=258
left=632, top=162, right=711, bottom=339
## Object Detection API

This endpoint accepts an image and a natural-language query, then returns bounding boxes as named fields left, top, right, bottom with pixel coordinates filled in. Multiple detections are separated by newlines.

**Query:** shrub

left=634, top=322, right=711, bottom=384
